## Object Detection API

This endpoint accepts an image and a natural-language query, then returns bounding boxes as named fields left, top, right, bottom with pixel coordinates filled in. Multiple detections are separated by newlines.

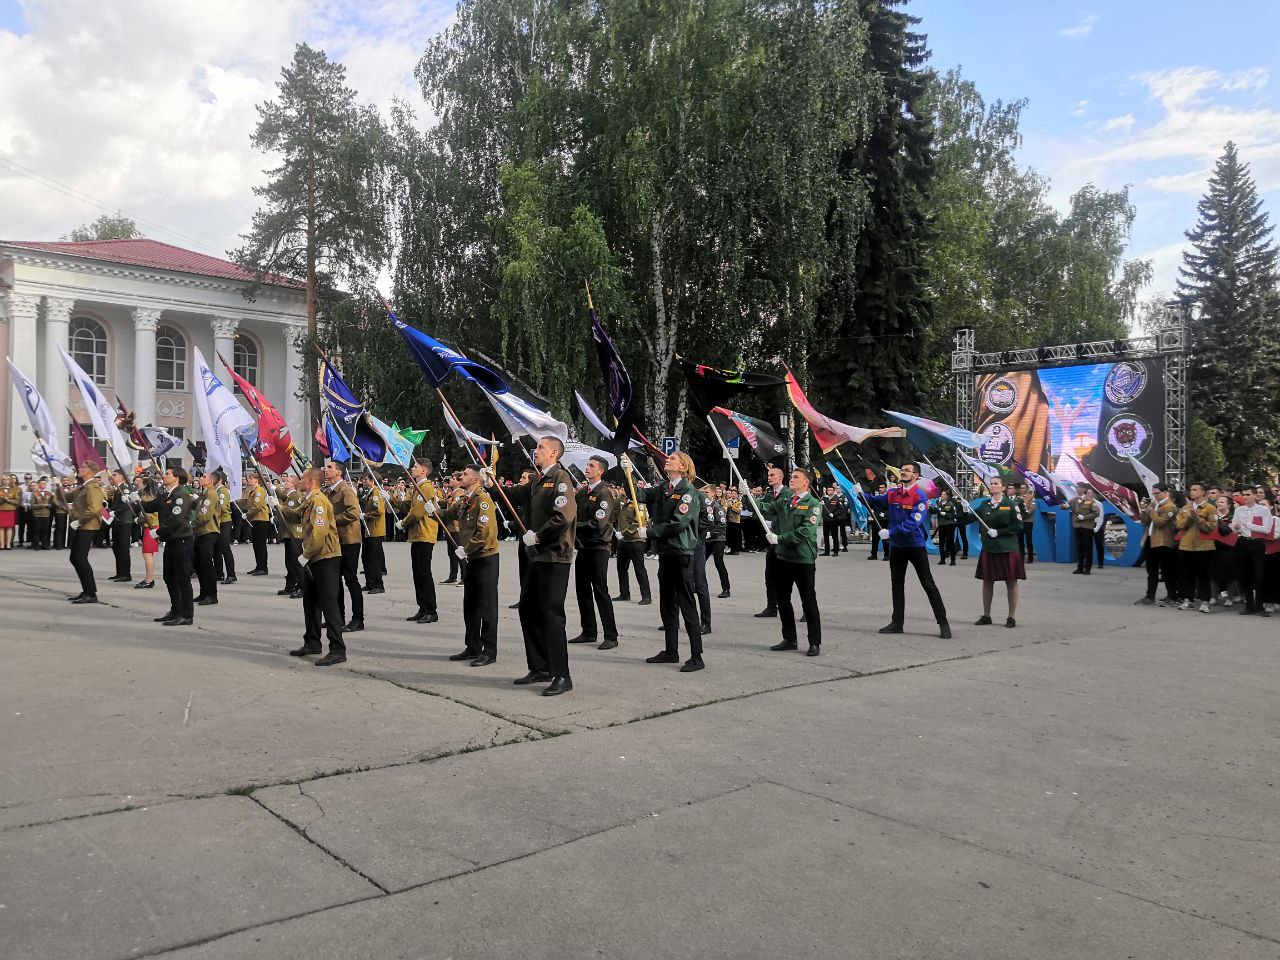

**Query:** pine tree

left=1178, top=141, right=1280, bottom=479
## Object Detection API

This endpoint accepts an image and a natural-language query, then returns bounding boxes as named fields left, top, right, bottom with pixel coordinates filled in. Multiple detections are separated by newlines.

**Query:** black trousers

left=692, top=541, right=711, bottom=627
left=657, top=554, right=702, bottom=658
left=822, top=521, right=840, bottom=555
left=110, top=522, right=132, bottom=577
left=958, top=524, right=969, bottom=558
left=195, top=532, right=220, bottom=601
left=410, top=541, right=437, bottom=616
left=283, top=537, right=302, bottom=590
left=616, top=540, right=651, bottom=599
left=215, top=522, right=235, bottom=579
left=1019, top=519, right=1035, bottom=561
left=32, top=515, right=51, bottom=549
left=163, top=536, right=194, bottom=619
left=69, top=528, right=97, bottom=596
left=727, top=523, right=742, bottom=554
left=777, top=559, right=821, bottom=646
left=762, top=545, right=778, bottom=611
left=362, top=536, right=385, bottom=589
left=53, top=513, right=67, bottom=549
left=1236, top=540, right=1267, bottom=611
left=302, top=556, right=345, bottom=653
left=705, top=539, right=729, bottom=592
left=1179, top=549, right=1212, bottom=603
left=888, top=545, right=948, bottom=626
left=870, top=533, right=891, bottom=560
left=937, top=524, right=958, bottom=563
left=1073, top=528, right=1094, bottom=572
left=574, top=547, right=617, bottom=641
left=462, top=554, right=499, bottom=657
left=251, top=520, right=271, bottom=572
left=838, top=521, right=849, bottom=549
left=447, top=543, right=462, bottom=581
left=1145, top=545, right=1178, bottom=601
left=519, top=560, right=571, bottom=678
left=337, top=542, right=363, bottom=622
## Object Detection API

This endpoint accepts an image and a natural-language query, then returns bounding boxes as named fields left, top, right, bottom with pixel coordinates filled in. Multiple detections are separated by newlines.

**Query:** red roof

left=1, top=238, right=303, bottom=289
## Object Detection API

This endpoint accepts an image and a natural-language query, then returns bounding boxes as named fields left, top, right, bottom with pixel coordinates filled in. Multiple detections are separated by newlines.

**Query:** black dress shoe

left=222, top=575, right=238, bottom=584
left=134, top=580, right=154, bottom=589
left=717, top=590, right=730, bottom=599
left=194, top=594, right=207, bottom=603
left=1005, top=617, right=1016, bottom=628
left=448, top=650, right=476, bottom=661
left=248, top=569, right=268, bottom=576
left=679, top=658, right=705, bottom=673
left=597, top=638, right=618, bottom=650
left=289, top=589, right=303, bottom=599
left=164, top=617, right=194, bottom=626
left=344, top=620, right=364, bottom=632
left=154, top=612, right=176, bottom=622
left=289, top=646, right=320, bottom=656
left=638, top=597, right=652, bottom=606
left=877, top=623, right=903, bottom=634
left=507, top=601, right=521, bottom=609
left=939, top=622, right=952, bottom=639
left=365, top=586, right=385, bottom=594
left=71, top=595, right=98, bottom=604
left=806, top=645, right=820, bottom=657
left=754, top=608, right=777, bottom=618
left=470, top=654, right=497, bottom=667
left=974, top=615, right=992, bottom=625
left=314, top=651, right=347, bottom=666
left=542, top=676, right=573, bottom=695
left=406, top=611, right=426, bottom=621
left=770, top=641, right=798, bottom=651
left=198, top=597, right=218, bottom=606
left=568, top=634, right=596, bottom=644
left=416, top=612, right=439, bottom=624
left=612, top=594, right=630, bottom=602
left=277, top=587, right=293, bottom=596
left=439, top=578, right=456, bottom=585
left=646, top=651, right=680, bottom=664
left=67, top=593, right=85, bottom=602
left=514, top=671, right=551, bottom=685
left=700, top=623, right=712, bottom=634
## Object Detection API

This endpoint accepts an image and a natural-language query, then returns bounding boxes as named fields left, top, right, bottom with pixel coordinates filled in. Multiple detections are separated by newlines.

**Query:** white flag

left=58, top=344, right=132, bottom=468
left=193, top=346, right=255, bottom=498
left=562, top=439, right=616, bottom=474
left=482, top=387, right=569, bottom=444
left=7, top=356, right=75, bottom=474
left=1124, top=454, right=1161, bottom=499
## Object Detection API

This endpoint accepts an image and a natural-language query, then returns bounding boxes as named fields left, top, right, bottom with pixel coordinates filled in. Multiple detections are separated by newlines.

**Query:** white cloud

left=1060, top=14, right=1100, bottom=39
left=0, top=0, right=453, bottom=257
left=1101, top=114, right=1135, bottom=133
left=1072, top=99, right=1090, bottom=117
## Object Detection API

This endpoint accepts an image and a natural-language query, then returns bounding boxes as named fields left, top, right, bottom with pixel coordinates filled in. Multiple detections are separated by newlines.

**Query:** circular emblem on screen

left=984, top=377, right=1019, bottom=413
left=1104, top=414, right=1152, bottom=460
left=978, top=423, right=1014, bottom=466
left=1104, top=361, right=1147, bottom=405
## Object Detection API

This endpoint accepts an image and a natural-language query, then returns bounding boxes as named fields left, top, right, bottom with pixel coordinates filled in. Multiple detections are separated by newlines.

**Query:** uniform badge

left=479, top=515, right=489, bottom=524
left=557, top=482, right=567, bottom=493
left=554, top=495, right=568, bottom=508
left=678, top=503, right=689, bottom=514
left=315, top=519, right=325, bottom=526
left=171, top=506, right=181, bottom=515
left=595, top=509, right=606, bottom=519
left=315, top=505, right=324, bottom=515
left=480, top=501, right=489, bottom=511
left=681, top=493, right=692, bottom=503
left=810, top=515, right=819, bottom=525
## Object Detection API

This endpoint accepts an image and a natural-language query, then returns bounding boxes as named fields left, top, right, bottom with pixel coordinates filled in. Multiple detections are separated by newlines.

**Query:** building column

left=132, top=307, right=161, bottom=424
left=6, top=293, right=43, bottom=470
left=210, top=315, right=239, bottom=378
left=282, top=325, right=307, bottom=451
left=43, top=296, right=75, bottom=445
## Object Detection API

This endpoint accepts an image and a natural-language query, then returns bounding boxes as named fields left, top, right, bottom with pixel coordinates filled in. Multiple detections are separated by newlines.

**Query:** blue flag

left=368, top=415, right=415, bottom=468
left=320, top=359, right=388, bottom=463
left=826, top=462, right=869, bottom=530
left=388, top=311, right=508, bottom=393
left=882, top=409, right=989, bottom=452
left=1012, top=458, right=1062, bottom=507
left=323, top=416, right=351, bottom=463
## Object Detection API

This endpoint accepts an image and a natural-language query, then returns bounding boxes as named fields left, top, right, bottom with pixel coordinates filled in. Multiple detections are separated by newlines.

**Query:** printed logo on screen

left=1104, top=414, right=1152, bottom=460
left=1104, top=361, right=1148, bottom=405
left=978, top=423, right=1014, bottom=466
left=984, top=377, right=1019, bottom=413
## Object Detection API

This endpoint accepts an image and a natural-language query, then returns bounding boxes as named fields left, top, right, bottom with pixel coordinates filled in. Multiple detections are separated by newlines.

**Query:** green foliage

left=1178, top=141, right=1280, bottom=479
left=65, top=213, right=141, bottom=242
left=1187, top=416, right=1227, bottom=487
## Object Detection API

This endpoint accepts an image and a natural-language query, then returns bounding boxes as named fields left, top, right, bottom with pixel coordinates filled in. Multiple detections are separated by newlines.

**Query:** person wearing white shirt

left=1231, top=487, right=1275, bottom=617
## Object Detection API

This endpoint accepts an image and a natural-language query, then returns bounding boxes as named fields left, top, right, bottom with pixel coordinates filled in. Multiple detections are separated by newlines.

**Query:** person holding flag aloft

left=66, top=464, right=106, bottom=603
left=866, top=463, right=952, bottom=639
left=758, top=467, right=823, bottom=655
left=973, top=476, right=1024, bottom=628
left=442, top=464, right=502, bottom=665
left=1069, top=486, right=1101, bottom=575
left=323, top=460, right=365, bottom=633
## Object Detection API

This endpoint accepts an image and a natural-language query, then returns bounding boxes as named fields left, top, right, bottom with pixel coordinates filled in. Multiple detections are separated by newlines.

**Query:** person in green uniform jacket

left=628, top=450, right=704, bottom=673
left=67, top=465, right=106, bottom=602
left=973, top=476, right=1025, bottom=628
left=931, top=490, right=962, bottom=566
left=759, top=467, right=824, bottom=655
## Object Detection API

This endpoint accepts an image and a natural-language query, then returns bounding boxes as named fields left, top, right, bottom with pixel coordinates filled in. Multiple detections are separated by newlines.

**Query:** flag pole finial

left=583, top=280, right=594, bottom=311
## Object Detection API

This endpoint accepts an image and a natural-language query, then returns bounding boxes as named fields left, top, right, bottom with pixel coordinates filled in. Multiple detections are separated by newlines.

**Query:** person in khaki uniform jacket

left=1136, top=482, right=1180, bottom=606
left=277, top=476, right=306, bottom=597
left=358, top=475, right=388, bottom=593
left=441, top=478, right=466, bottom=584
left=1069, top=487, right=1101, bottom=574
left=613, top=488, right=652, bottom=604
left=67, top=466, right=106, bottom=602
left=441, top=465, right=501, bottom=665
left=399, top=461, right=440, bottom=623
left=193, top=473, right=222, bottom=605
left=1176, top=481, right=1217, bottom=610
left=323, top=460, right=364, bottom=632
left=287, top=467, right=345, bottom=665
left=213, top=473, right=236, bottom=583
left=29, top=481, right=54, bottom=550
left=236, top=474, right=272, bottom=575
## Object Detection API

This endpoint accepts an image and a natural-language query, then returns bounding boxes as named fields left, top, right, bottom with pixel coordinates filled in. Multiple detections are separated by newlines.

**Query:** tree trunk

left=648, top=208, right=676, bottom=434
left=305, top=106, right=321, bottom=462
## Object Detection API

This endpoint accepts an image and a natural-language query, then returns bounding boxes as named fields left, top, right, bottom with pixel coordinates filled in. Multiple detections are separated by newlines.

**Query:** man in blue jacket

left=865, top=462, right=951, bottom=639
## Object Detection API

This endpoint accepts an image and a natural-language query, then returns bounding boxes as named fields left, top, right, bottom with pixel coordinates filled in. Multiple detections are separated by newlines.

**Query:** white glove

left=1076, top=514, right=1083, bottom=520
left=878, top=528, right=889, bottom=541
left=986, top=527, right=997, bottom=537
left=765, top=531, right=779, bottom=545
left=358, top=511, right=366, bottom=519
left=479, top=465, right=494, bottom=480
left=129, top=492, right=142, bottom=505
left=454, top=546, right=466, bottom=560
left=424, top=501, right=436, bottom=516
left=298, top=556, right=309, bottom=569
left=70, top=520, right=80, bottom=530
left=267, top=496, right=279, bottom=508
left=619, top=454, right=633, bottom=471
left=636, top=526, right=648, bottom=539
left=614, top=530, right=622, bottom=540
left=522, top=530, right=538, bottom=547
left=394, top=519, right=405, bottom=531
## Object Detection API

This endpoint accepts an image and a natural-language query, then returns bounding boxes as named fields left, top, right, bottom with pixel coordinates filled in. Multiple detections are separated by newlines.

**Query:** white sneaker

left=1178, top=600, right=1192, bottom=611
left=1223, top=599, right=1234, bottom=608
left=1198, top=602, right=1210, bottom=614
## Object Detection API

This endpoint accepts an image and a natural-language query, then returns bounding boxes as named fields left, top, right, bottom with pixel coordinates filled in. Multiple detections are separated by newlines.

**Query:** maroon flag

left=1069, top=454, right=1141, bottom=520
left=70, top=419, right=106, bottom=471
left=314, top=421, right=330, bottom=459
left=220, top=353, right=293, bottom=474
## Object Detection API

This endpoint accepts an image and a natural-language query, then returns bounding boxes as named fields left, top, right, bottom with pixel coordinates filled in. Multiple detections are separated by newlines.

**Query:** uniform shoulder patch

left=479, top=514, right=489, bottom=524
left=554, top=495, right=568, bottom=508
left=681, top=493, right=692, bottom=503
left=557, top=482, right=567, bottom=493
left=678, top=503, right=689, bottom=514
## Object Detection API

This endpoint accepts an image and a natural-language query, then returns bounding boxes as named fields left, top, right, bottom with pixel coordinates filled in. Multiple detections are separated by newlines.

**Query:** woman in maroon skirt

left=0, top=473, right=21, bottom=550
left=973, top=476, right=1025, bottom=628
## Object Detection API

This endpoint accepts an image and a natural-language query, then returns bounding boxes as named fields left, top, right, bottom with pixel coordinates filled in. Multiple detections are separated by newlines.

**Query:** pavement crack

left=246, top=793, right=388, bottom=894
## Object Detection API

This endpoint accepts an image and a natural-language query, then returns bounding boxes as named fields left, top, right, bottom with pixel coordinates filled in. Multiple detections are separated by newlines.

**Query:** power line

left=0, top=155, right=226, bottom=254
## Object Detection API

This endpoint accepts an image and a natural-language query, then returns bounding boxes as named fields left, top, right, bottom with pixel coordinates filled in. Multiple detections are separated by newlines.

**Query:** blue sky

left=912, top=0, right=1280, bottom=297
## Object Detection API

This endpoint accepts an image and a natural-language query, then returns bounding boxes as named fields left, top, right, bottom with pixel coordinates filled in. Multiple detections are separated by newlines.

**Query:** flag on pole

left=6, top=356, right=73, bottom=472
left=1010, top=458, right=1062, bottom=506
left=958, top=448, right=1001, bottom=484
left=322, top=416, right=350, bottom=463
left=367, top=415, right=415, bottom=468
left=585, top=289, right=638, bottom=456
left=314, top=421, right=330, bottom=459
left=219, top=353, right=293, bottom=475
left=1047, top=470, right=1079, bottom=502
left=319, top=357, right=394, bottom=463
left=827, top=461, right=870, bottom=531
left=784, top=371, right=904, bottom=452
left=1124, top=454, right=1161, bottom=499
left=386, top=306, right=509, bottom=393
left=390, top=422, right=427, bottom=446
left=192, top=346, right=255, bottom=498
left=709, top=406, right=788, bottom=465
left=69, top=418, right=105, bottom=471
left=679, top=357, right=784, bottom=417
left=58, top=345, right=132, bottom=467
left=482, top=387, right=570, bottom=444
left=882, top=409, right=989, bottom=452
left=1069, top=454, right=1141, bottom=519
left=137, top=426, right=182, bottom=459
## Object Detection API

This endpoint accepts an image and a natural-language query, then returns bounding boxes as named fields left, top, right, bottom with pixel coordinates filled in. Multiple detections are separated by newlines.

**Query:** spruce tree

left=1178, top=141, right=1280, bottom=479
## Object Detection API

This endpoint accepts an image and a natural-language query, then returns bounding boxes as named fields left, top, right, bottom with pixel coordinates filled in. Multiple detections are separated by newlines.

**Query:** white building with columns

left=0, top=238, right=308, bottom=473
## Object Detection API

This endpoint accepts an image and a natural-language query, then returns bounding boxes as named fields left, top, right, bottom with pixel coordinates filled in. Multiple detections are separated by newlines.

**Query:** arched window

left=156, top=325, right=187, bottom=391
left=233, top=336, right=259, bottom=393
left=68, top=316, right=108, bottom=384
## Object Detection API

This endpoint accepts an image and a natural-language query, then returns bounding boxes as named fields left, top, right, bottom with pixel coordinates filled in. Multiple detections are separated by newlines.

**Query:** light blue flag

left=882, top=409, right=989, bottom=452
left=827, top=461, right=869, bottom=530
left=368, top=415, right=415, bottom=468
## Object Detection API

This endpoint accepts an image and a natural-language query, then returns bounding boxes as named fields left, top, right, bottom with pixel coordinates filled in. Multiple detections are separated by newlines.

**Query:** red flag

left=784, top=369, right=905, bottom=454
left=219, top=353, right=293, bottom=474
left=1069, top=455, right=1141, bottom=520
left=70, top=419, right=106, bottom=471
left=314, top=421, right=330, bottom=459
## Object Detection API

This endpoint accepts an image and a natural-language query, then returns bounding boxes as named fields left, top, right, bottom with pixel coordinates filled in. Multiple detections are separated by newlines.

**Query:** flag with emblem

left=59, top=344, right=132, bottom=467
left=709, top=406, right=788, bottom=466
left=883, top=409, right=989, bottom=452
left=679, top=357, right=784, bottom=417
left=785, top=370, right=905, bottom=452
